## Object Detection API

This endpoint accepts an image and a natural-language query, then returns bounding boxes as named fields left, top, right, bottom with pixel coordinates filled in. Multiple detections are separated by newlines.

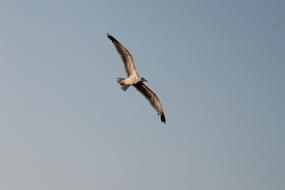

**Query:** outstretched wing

left=134, top=82, right=166, bottom=123
left=107, top=34, right=138, bottom=77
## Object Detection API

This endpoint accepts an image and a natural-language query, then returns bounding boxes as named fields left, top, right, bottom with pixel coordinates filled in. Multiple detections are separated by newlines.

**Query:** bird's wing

left=134, top=82, right=166, bottom=123
left=107, top=34, right=138, bottom=77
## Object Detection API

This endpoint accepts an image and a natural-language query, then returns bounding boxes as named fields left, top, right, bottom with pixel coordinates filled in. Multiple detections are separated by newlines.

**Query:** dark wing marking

left=134, top=82, right=166, bottom=123
left=107, top=34, right=138, bottom=76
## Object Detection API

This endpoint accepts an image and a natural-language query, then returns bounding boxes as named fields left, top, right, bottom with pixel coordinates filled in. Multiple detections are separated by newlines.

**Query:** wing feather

left=107, top=34, right=138, bottom=76
left=134, top=82, right=166, bottom=123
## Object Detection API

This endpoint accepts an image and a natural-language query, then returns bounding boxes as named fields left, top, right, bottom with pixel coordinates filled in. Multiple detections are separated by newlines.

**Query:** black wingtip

left=161, top=112, right=166, bottom=124
left=107, top=33, right=118, bottom=42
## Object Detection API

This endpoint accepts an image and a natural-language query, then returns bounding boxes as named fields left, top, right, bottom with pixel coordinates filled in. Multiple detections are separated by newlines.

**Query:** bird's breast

left=124, top=76, right=140, bottom=85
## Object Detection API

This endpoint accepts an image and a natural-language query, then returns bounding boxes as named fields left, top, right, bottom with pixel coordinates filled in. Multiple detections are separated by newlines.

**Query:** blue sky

left=0, top=0, right=284, bottom=189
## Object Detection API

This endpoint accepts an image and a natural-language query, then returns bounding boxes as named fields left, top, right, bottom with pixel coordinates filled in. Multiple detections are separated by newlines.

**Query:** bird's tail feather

left=116, top=78, right=124, bottom=84
left=121, top=85, right=129, bottom=91
left=116, top=78, right=129, bottom=91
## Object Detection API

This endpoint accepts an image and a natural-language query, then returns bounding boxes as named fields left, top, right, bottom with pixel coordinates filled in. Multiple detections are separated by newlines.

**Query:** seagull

left=107, top=34, right=166, bottom=124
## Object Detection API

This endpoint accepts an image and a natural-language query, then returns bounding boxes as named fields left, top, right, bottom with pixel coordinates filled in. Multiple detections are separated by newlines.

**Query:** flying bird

left=107, top=33, right=166, bottom=123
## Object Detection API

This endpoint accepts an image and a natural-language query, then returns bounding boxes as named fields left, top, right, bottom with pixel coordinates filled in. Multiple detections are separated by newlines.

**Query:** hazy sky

left=0, top=0, right=284, bottom=190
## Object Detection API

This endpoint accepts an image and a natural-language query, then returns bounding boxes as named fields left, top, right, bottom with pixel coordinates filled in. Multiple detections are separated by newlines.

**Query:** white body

left=121, top=75, right=141, bottom=86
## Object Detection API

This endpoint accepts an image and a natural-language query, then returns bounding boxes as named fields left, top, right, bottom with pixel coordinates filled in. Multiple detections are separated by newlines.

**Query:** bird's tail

left=116, top=78, right=124, bottom=84
left=116, top=78, right=129, bottom=91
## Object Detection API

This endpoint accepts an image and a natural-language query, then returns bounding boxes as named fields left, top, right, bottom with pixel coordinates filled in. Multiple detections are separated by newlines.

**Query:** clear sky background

left=0, top=0, right=284, bottom=189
